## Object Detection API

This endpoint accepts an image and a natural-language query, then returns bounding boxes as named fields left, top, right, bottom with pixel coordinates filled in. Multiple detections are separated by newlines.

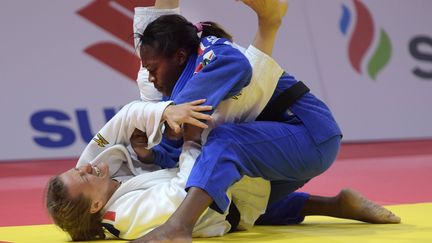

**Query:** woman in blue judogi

left=135, top=1, right=343, bottom=242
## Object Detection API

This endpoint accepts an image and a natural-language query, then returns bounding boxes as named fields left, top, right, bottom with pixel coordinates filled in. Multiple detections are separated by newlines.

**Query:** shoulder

left=198, top=36, right=237, bottom=55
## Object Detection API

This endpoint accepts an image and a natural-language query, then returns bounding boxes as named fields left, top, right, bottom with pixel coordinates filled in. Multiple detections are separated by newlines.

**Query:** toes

left=386, top=211, right=401, bottom=223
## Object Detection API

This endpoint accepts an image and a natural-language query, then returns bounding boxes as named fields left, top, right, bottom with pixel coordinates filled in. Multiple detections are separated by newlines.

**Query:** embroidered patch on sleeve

left=194, top=50, right=215, bottom=74
left=93, top=133, right=109, bottom=147
left=102, top=211, right=120, bottom=237
left=103, top=211, right=116, bottom=221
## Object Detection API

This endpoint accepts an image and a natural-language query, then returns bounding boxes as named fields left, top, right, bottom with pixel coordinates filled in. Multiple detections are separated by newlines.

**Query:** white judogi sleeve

left=102, top=141, right=231, bottom=239
left=134, top=7, right=180, bottom=102
left=76, top=100, right=172, bottom=168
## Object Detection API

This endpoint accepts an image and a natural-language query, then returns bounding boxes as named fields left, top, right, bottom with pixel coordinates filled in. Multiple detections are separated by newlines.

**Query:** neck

left=107, top=179, right=121, bottom=199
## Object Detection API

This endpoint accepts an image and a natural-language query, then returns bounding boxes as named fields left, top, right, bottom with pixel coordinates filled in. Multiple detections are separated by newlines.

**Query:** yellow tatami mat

left=1, top=203, right=430, bottom=243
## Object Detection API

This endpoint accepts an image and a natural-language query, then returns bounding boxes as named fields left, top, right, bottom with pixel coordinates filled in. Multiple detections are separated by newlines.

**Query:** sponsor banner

left=304, top=0, right=432, bottom=140
left=0, top=0, right=431, bottom=161
left=0, top=0, right=144, bottom=160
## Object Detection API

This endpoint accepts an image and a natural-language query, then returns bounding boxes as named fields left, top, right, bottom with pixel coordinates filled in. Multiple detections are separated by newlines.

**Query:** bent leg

left=186, top=121, right=338, bottom=213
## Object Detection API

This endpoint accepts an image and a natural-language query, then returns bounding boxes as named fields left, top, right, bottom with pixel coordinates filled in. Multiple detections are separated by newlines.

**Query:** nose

left=148, top=74, right=156, bottom=83
left=78, top=164, right=92, bottom=175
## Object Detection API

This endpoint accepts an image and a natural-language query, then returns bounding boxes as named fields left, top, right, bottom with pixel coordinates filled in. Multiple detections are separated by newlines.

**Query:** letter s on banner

left=409, top=35, right=432, bottom=80
left=30, top=110, right=76, bottom=148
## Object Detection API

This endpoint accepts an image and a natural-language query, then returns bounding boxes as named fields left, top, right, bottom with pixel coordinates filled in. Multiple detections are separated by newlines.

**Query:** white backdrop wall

left=1, top=0, right=431, bottom=161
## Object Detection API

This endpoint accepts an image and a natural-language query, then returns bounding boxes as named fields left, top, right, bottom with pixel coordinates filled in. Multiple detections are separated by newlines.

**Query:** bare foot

left=336, top=188, right=401, bottom=224
left=240, top=0, right=288, bottom=26
left=130, top=222, right=192, bottom=243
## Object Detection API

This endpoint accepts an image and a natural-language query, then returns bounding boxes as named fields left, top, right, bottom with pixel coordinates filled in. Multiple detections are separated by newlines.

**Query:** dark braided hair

left=137, top=14, right=233, bottom=58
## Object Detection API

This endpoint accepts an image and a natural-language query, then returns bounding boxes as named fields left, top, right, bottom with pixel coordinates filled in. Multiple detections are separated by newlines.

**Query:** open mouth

left=92, top=166, right=101, bottom=177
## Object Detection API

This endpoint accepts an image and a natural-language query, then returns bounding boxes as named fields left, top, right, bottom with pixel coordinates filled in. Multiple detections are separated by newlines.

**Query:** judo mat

left=1, top=140, right=431, bottom=242
left=0, top=203, right=431, bottom=243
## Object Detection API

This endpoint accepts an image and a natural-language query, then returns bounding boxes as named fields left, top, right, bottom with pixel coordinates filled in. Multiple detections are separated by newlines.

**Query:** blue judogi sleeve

left=173, top=37, right=252, bottom=113
left=151, top=136, right=183, bottom=168
left=150, top=95, right=183, bottom=169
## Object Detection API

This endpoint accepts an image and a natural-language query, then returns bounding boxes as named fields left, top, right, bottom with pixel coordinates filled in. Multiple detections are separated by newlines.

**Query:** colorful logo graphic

left=77, top=0, right=154, bottom=81
left=340, top=0, right=392, bottom=80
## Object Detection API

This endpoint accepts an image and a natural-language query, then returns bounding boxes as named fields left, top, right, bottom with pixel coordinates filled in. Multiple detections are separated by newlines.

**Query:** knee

left=314, top=135, right=342, bottom=175
left=320, top=136, right=341, bottom=163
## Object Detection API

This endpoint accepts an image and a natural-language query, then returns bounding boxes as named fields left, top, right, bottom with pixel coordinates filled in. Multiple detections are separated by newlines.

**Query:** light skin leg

left=130, top=1, right=288, bottom=243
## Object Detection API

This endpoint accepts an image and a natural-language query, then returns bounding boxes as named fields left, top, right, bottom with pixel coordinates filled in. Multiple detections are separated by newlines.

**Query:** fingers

left=165, top=99, right=212, bottom=131
left=187, top=99, right=207, bottom=105
left=181, top=99, right=213, bottom=112
left=191, top=111, right=212, bottom=121
left=191, top=105, right=212, bottom=112
left=166, top=120, right=181, bottom=134
left=185, top=118, right=209, bottom=129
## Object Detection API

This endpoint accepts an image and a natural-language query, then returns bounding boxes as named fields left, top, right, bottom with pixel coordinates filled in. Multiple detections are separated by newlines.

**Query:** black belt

left=257, top=81, right=310, bottom=121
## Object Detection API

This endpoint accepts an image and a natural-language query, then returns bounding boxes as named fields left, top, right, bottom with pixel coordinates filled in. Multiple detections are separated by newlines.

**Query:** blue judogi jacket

left=152, top=36, right=253, bottom=168
left=153, top=37, right=342, bottom=168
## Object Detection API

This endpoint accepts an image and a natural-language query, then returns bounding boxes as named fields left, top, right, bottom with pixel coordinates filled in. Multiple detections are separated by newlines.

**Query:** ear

left=176, top=49, right=188, bottom=66
left=90, top=200, right=103, bottom=214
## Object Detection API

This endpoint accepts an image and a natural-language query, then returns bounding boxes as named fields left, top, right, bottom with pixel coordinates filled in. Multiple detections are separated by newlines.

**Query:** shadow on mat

left=196, top=223, right=417, bottom=242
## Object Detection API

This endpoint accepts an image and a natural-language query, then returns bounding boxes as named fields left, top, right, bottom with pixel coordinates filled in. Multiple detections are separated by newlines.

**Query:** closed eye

left=74, top=168, right=88, bottom=182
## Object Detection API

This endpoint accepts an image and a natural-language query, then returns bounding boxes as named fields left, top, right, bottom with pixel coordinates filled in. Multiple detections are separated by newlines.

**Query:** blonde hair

left=45, top=176, right=105, bottom=241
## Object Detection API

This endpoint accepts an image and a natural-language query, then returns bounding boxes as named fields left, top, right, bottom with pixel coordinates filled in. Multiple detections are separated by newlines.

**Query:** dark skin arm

left=130, top=128, right=154, bottom=164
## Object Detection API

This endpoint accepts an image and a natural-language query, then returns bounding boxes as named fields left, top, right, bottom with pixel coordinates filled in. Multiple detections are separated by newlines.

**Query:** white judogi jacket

left=75, top=6, right=284, bottom=240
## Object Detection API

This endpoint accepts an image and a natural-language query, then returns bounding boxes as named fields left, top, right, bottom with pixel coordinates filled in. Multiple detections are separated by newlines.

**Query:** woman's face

left=60, top=163, right=112, bottom=213
left=140, top=45, right=187, bottom=97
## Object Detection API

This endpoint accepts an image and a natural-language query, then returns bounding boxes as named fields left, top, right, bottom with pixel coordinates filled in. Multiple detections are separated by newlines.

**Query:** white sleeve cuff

left=134, top=6, right=180, bottom=16
left=133, top=7, right=181, bottom=48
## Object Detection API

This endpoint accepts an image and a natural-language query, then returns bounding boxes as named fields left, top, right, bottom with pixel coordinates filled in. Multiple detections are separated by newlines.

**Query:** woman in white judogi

left=47, top=1, right=285, bottom=240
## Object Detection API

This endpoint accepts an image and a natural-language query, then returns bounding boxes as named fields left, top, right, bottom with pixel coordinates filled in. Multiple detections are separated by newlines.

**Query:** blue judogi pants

left=185, top=120, right=341, bottom=213
left=256, top=191, right=310, bottom=225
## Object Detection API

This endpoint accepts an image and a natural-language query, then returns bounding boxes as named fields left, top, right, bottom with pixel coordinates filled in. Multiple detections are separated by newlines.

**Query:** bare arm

left=240, top=0, right=288, bottom=56
left=154, top=0, right=179, bottom=9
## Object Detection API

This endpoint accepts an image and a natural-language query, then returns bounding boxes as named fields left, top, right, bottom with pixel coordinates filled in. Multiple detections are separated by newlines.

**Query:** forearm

left=253, top=19, right=281, bottom=56
left=241, top=0, right=288, bottom=56
left=137, top=149, right=155, bottom=164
